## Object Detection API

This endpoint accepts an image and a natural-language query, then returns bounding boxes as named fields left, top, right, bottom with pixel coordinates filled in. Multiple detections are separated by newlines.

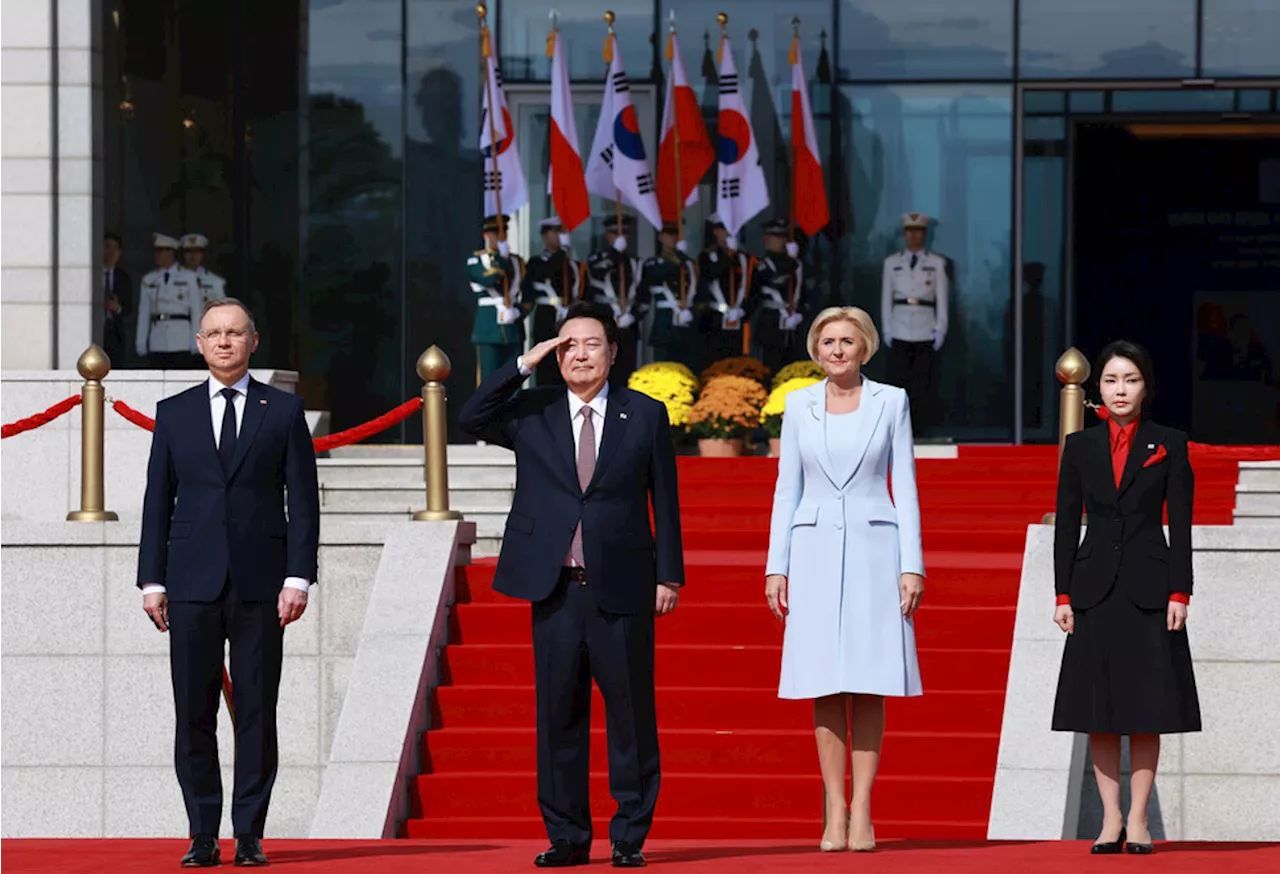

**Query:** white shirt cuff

left=140, top=584, right=166, bottom=595
left=283, top=577, right=311, bottom=594
left=516, top=356, right=532, bottom=377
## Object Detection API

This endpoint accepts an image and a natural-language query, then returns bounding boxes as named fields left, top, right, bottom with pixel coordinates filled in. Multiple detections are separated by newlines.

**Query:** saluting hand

left=522, top=335, right=571, bottom=370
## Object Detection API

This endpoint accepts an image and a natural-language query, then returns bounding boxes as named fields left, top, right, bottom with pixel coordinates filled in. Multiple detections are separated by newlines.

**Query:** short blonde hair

left=806, top=306, right=880, bottom=365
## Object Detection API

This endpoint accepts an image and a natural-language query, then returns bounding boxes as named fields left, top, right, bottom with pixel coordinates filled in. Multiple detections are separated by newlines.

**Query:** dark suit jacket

left=458, top=360, right=684, bottom=615
left=138, top=378, right=320, bottom=602
left=1054, top=420, right=1194, bottom=611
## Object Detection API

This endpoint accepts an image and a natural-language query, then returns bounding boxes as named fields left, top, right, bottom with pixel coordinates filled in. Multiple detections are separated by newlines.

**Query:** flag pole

left=717, top=13, right=737, bottom=334
left=787, top=16, right=799, bottom=314
left=479, top=4, right=508, bottom=308
left=548, top=13, right=570, bottom=304
left=667, top=11, right=686, bottom=308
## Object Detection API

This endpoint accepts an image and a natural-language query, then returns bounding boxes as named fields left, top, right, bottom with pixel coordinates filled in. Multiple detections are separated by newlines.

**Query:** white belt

left=475, top=296, right=503, bottom=307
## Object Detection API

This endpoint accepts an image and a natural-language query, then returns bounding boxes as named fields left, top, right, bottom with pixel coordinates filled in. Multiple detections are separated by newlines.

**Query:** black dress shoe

left=181, top=834, right=220, bottom=868
left=1125, top=839, right=1154, bottom=854
left=234, top=835, right=269, bottom=867
left=534, top=841, right=590, bottom=867
left=1091, top=826, right=1126, bottom=855
left=611, top=842, right=646, bottom=868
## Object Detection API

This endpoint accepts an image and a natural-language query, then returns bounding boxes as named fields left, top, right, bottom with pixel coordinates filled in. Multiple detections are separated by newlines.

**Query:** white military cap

left=539, top=216, right=564, bottom=231
left=181, top=233, right=209, bottom=249
left=901, top=212, right=931, bottom=229
left=152, top=233, right=180, bottom=249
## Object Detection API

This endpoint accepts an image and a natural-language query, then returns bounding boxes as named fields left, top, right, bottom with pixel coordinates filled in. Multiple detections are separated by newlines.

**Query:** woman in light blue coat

left=765, top=306, right=926, bottom=853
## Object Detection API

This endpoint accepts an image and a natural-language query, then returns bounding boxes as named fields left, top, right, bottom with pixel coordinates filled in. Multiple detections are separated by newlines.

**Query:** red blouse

left=1055, top=415, right=1190, bottom=608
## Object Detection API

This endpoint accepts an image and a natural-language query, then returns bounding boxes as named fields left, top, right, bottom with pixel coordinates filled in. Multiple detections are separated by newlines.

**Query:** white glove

left=613, top=235, right=628, bottom=253
left=884, top=334, right=894, bottom=348
left=726, top=307, right=745, bottom=323
left=555, top=305, right=568, bottom=320
left=932, top=331, right=944, bottom=352
left=785, top=241, right=800, bottom=258
left=617, top=311, right=636, bottom=329
left=677, top=308, right=694, bottom=326
left=500, top=306, right=521, bottom=324
left=558, top=233, right=572, bottom=249
left=676, top=240, right=689, bottom=254
left=497, top=240, right=510, bottom=258
left=784, top=313, right=804, bottom=330
left=725, top=235, right=738, bottom=251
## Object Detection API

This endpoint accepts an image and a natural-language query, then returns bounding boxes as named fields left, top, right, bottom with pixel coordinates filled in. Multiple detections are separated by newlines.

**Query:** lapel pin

left=260, top=399, right=267, bottom=405
left=1147, top=443, right=1154, bottom=449
left=620, top=412, right=628, bottom=419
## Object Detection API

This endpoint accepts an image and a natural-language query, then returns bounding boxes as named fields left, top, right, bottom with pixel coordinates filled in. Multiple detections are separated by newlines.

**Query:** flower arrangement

left=688, top=374, right=769, bottom=440
left=771, top=360, right=824, bottom=388
left=700, top=356, right=772, bottom=387
left=760, top=376, right=822, bottom=437
left=628, top=362, right=699, bottom=430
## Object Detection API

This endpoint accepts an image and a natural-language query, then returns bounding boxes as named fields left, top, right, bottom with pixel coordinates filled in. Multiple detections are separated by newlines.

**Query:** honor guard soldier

left=586, top=214, right=642, bottom=386
left=881, top=212, right=949, bottom=433
left=638, top=222, right=697, bottom=368
left=136, top=233, right=201, bottom=369
left=697, top=213, right=753, bottom=369
left=750, top=218, right=806, bottom=374
left=521, top=216, right=580, bottom=387
left=180, top=233, right=227, bottom=306
left=468, top=214, right=526, bottom=383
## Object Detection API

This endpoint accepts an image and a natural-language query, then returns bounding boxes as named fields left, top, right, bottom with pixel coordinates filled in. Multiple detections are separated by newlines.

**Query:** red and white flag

left=585, top=34, right=663, bottom=231
left=715, top=35, right=769, bottom=236
left=656, top=28, right=714, bottom=224
left=547, top=29, right=589, bottom=231
left=480, top=52, right=527, bottom=216
left=790, top=39, right=828, bottom=236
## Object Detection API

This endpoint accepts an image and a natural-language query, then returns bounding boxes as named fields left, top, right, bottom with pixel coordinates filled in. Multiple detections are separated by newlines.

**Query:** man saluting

left=459, top=301, right=685, bottom=868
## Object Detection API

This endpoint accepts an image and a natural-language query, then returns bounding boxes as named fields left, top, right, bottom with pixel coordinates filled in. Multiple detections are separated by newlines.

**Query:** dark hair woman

left=1051, top=340, right=1201, bottom=855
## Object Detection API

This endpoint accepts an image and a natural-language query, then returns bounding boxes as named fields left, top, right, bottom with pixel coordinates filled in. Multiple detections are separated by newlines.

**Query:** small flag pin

left=620, top=412, right=628, bottom=419
left=1147, top=443, right=1154, bottom=449
left=260, top=399, right=268, bottom=405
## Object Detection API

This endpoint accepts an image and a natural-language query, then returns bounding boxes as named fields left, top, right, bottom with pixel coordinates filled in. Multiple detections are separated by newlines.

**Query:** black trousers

left=168, top=590, right=284, bottom=838
left=888, top=340, right=936, bottom=434
left=532, top=575, right=660, bottom=849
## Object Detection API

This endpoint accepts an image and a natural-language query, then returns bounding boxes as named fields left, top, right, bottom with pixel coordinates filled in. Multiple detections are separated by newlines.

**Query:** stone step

left=326, top=444, right=514, bottom=461
left=1232, top=512, right=1280, bottom=525
left=317, top=459, right=515, bottom=490
left=318, top=485, right=513, bottom=513
left=1238, top=462, right=1280, bottom=489
left=319, top=507, right=512, bottom=537
left=1234, top=488, right=1280, bottom=514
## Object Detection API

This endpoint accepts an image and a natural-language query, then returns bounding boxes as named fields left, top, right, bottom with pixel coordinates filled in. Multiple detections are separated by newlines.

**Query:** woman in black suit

left=1052, top=340, right=1201, bottom=855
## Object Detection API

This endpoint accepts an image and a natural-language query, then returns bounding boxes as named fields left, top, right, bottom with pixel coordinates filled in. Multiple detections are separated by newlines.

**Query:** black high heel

left=1125, top=838, right=1154, bottom=854
left=1091, top=825, right=1126, bottom=854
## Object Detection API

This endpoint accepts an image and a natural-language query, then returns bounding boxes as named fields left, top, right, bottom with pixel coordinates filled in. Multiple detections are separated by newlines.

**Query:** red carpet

left=4, top=839, right=1278, bottom=873
left=408, top=447, right=1242, bottom=841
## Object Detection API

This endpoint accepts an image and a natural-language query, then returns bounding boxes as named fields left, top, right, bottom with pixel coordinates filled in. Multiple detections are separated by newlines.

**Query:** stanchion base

left=1041, top=512, right=1056, bottom=524
left=413, top=509, right=464, bottom=522
left=67, top=510, right=119, bottom=522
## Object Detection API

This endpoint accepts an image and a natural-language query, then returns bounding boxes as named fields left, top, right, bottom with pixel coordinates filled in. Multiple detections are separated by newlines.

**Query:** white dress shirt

left=141, top=374, right=310, bottom=597
left=516, top=356, right=608, bottom=457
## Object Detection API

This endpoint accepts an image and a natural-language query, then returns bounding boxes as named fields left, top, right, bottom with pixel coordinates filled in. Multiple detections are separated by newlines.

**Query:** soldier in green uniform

left=696, top=213, right=753, bottom=370
left=638, top=222, right=697, bottom=368
left=585, top=214, right=641, bottom=387
left=520, top=216, right=579, bottom=387
left=749, top=218, right=808, bottom=374
left=468, top=214, right=526, bottom=383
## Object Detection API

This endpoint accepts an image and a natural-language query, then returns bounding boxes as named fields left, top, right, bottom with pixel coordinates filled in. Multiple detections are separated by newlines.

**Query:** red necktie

left=1112, top=426, right=1129, bottom=488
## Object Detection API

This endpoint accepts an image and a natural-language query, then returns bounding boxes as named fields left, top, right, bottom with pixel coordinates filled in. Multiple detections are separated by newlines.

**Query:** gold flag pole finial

left=604, top=10, right=615, bottom=28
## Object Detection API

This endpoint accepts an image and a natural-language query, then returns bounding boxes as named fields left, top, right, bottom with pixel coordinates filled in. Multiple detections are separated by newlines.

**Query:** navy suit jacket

left=459, top=360, right=685, bottom=615
left=138, top=378, right=320, bottom=602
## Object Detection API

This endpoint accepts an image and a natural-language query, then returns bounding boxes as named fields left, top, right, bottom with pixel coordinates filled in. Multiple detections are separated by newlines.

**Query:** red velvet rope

left=0, top=395, right=82, bottom=439
left=111, top=396, right=425, bottom=453
left=1090, top=403, right=1280, bottom=460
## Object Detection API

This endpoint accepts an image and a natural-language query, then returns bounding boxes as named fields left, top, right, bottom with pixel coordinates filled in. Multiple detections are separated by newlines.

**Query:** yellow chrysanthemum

left=759, top=376, right=821, bottom=436
left=629, top=365, right=697, bottom=429
left=771, top=360, right=824, bottom=389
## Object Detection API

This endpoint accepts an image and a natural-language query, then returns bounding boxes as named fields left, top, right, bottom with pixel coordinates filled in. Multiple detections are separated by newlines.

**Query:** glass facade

left=102, top=0, right=1280, bottom=443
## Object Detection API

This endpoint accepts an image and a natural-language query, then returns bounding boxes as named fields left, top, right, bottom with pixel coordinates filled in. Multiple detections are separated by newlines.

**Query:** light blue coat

left=765, top=378, right=925, bottom=699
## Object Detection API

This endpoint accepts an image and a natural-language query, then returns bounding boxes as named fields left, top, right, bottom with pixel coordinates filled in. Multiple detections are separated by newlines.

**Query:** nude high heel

left=849, top=825, right=876, bottom=852
left=819, top=794, right=848, bottom=852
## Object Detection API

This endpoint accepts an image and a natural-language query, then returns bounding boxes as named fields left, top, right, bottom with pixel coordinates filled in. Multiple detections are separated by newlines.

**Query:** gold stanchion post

left=1042, top=346, right=1091, bottom=524
left=414, top=345, right=463, bottom=522
left=67, top=345, right=119, bottom=522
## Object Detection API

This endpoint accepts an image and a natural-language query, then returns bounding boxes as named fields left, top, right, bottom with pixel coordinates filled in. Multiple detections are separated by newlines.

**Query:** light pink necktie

left=567, top=407, right=596, bottom=567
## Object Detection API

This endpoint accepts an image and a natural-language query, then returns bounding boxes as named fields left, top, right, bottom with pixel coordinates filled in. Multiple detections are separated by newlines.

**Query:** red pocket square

left=1143, top=444, right=1167, bottom=468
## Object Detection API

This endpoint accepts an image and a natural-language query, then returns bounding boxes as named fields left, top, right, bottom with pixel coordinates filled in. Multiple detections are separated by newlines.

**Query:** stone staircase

left=1235, top=461, right=1280, bottom=524
left=318, top=445, right=513, bottom=556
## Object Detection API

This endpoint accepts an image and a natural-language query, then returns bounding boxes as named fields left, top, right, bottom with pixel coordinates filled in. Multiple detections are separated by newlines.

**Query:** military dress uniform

left=585, top=215, right=642, bottom=387
left=136, top=234, right=201, bottom=369
left=521, top=218, right=580, bottom=387
left=181, top=233, right=228, bottom=308
left=639, top=236, right=698, bottom=368
left=881, top=212, right=949, bottom=433
left=468, top=216, right=526, bottom=382
left=750, top=220, right=807, bottom=374
left=696, top=237, right=753, bottom=369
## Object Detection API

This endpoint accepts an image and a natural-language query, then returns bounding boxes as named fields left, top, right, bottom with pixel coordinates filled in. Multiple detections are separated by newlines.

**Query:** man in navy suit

left=459, top=301, right=685, bottom=868
left=138, top=297, right=319, bottom=868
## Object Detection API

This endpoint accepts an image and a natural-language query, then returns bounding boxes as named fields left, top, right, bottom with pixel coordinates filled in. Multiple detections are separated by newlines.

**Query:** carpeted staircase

left=405, top=446, right=1240, bottom=840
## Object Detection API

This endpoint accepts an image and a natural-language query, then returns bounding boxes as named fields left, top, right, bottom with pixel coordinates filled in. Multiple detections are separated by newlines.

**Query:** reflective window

left=837, top=85, right=1014, bottom=439
left=1111, top=90, right=1236, bottom=113
left=500, top=0, right=654, bottom=82
left=1238, top=89, right=1274, bottom=111
left=839, top=0, right=1014, bottom=80
left=1069, top=91, right=1105, bottom=113
left=1024, top=91, right=1065, bottom=113
left=1019, top=0, right=1196, bottom=78
left=1203, top=0, right=1280, bottom=76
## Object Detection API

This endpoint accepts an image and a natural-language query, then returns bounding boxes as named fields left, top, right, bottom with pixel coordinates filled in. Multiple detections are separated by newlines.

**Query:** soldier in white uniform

left=181, top=233, right=228, bottom=306
left=881, top=212, right=949, bottom=434
left=136, top=233, right=201, bottom=369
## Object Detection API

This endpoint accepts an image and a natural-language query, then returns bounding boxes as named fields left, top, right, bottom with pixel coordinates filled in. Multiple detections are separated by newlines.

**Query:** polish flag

left=656, top=28, right=714, bottom=224
left=547, top=29, right=590, bottom=230
left=715, top=35, right=769, bottom=236
left=790, top=39, right=829, bottom=236
left=480, top=53, right=527, bottom=216
left=585, top=34, right=664, bottom=231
